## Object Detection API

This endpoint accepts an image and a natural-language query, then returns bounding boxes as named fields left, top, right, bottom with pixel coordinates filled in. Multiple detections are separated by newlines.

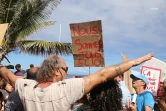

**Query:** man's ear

left=55, top=68, right=60, bottom=76
left=141, top=81, right=146, bottom=86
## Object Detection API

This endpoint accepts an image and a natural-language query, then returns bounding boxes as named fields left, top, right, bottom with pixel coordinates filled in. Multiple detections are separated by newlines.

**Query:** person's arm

left=0, top=67, right=21, bottom=88
left=144, top=92, right=155, bottom=111
left=145, top=106, right=152, bottom=111
left=83, top=53, right=154, bottom=95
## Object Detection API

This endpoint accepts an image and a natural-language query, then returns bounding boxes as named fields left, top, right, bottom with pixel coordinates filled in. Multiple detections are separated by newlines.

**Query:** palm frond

left=18, top=40, right=72, bottom=56
left=3, top=0, right=61, bottom=48
left=15, top=21, right=55, bottom=42
left=0, top=0, right=18, bottom=23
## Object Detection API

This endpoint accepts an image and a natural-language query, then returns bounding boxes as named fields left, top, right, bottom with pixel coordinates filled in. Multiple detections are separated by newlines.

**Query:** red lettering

left=146, top=86, right=153, bottom=90
left=143, top=69, right=151, bottom=76
left=75, top=39, right=82, bottom=51
left=94, top=50, right=101, bottom=58
left=79, top=26, right=87, bottom=36
left=72, top=24, right=99, bottom=36
left=74, top=39, right=102, bottom=51
left=85, top=59, right=90, bottom=66
left=98, top=40, right=103, bottom=48
left=146, top=71, right=151, bottom=76
left=93, top=59, right=101, bottom=66
left=92, top=26, right=98, bottom=34
left=79, top=51, right=102, bottom=59
left=78, top=58, right=84, bottom=66
left=148, top=78, right=156, bottom=81
left=72, top=26, right=80, bottom=36
left=77, top=58, right=102, bottom=66
left=150, top=82, right=156, bottom=85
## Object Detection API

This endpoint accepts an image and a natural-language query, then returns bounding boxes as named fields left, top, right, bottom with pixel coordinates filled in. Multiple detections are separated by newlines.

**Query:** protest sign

left=0, top=23, right=8, bottom=45
left=141, top=66, right=161, bottom=97
left=143, top=57, right=166, bottom=82
left=70, top=20, right=105, bottom=67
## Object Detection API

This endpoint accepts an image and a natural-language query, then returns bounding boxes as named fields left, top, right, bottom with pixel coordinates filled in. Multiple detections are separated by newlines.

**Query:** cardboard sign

left=143, top=57, right=166, bottom=82
left=70, top=20, right=105, bottom=67
left=141, top=66, right=161, bottom=97
left=0, top=23, right=8, bottom=45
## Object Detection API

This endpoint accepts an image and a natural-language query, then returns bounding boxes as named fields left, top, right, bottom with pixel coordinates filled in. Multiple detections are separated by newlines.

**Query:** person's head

left=36, top=55, right=68, bottom=83
left=158, top=83, right=166, bottom=97
left=88, top=80, right=122, bottom=111
left=27, top=67, right=39, bottom=80
left=130, top=72, right=148, bottom=90
left=15, top=64, right=21, bottom=71
left=114, top=74, right=124, bottom=82
left=2, top=80, right=14, bottom=93
left=30, top=64, right=34, bottom=68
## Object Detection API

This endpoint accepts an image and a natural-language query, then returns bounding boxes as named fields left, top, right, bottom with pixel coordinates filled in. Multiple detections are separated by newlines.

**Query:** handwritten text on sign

left=141, top=66, right=161, bottom=97
left=70, top=20, right=105, bottom=67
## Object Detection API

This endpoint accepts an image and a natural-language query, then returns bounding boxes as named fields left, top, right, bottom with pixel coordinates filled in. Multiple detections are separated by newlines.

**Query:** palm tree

left=0, top=0, right=72, bottom=61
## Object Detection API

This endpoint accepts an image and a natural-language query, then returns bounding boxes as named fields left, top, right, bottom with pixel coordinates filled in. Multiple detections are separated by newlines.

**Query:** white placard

left=141, top=66, right=161, bottom=97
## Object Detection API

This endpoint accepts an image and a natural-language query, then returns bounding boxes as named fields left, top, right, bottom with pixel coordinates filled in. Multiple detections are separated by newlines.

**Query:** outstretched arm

left=0, top=67, right=22, bottom=88
left=83, top=53, right=154, bottom=95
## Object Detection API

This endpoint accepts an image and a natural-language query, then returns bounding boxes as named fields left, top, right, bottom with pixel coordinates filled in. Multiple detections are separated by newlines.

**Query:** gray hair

left=36, top=55, right=62, bottom=82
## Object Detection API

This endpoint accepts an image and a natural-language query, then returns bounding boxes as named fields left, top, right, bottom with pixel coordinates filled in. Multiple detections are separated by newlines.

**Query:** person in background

left=0, top=53, right=154, bottom=111
left=4, top=67, right=39, bottom=111
left=14, top=64, right=26, bottom=76
left=30, top=64, right=34, bottom=68
left=88, top=79, right=122, bottom=111
left=156, top=83, right=166, bottom=111
left=26, top=67, right=39, bottom=80
left=2, top=80, right=14, bottom=94
left=114, top=73, right=130, bottom=110
left=127, top=72, right=155, bottom=111
left=1, top=80, right=14, bottom=103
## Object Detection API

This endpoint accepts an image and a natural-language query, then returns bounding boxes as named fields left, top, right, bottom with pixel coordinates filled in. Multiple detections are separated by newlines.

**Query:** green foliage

left=0, top=0, right=72, bottom=60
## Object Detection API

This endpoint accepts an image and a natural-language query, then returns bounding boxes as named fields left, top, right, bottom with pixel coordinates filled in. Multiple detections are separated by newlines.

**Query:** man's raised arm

left=0, top=67, right=21, bottom=88
left=83, top=53, right=154, bottom=95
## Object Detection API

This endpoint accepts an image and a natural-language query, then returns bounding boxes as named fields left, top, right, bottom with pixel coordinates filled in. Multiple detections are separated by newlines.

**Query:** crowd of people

left=0, top=53, right=165, bottom=111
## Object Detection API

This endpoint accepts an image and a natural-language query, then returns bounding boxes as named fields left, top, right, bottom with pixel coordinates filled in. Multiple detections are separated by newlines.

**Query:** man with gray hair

left=0, top=53, right=154, bottom=111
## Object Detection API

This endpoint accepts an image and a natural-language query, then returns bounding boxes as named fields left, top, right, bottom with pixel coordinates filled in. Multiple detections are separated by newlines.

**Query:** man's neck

left=38, top=82, right=53, bottom=88
left=135, top=87, right=145, bottom=94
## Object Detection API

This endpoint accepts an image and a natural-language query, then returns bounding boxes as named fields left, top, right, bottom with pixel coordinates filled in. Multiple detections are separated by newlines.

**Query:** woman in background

left=157, top=84, right=166, bottom=111
left=88, top=80, right=122, bottom=111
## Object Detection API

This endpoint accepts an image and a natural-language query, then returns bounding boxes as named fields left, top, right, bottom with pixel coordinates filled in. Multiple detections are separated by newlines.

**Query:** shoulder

left=142, top=91, right=154, bottom=97
left=15, top=78, right=36, bottom=89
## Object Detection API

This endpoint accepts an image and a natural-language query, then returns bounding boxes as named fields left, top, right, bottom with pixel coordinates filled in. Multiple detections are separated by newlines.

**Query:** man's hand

left=127, top=98, right=137, bottom=111
left=133, top=53, right=154, bottom=66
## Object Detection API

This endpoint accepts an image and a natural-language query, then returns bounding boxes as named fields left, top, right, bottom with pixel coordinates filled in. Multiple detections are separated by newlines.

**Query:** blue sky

left=3, top=0, right=166, bottom=76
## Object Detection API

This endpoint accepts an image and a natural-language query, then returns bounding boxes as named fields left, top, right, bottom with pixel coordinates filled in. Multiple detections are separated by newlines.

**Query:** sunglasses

left=60, top=67, right=68, bottom=73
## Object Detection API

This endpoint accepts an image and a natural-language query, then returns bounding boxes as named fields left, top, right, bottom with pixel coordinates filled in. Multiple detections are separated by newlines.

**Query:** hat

left=130, top=71, right=148, bottom=85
